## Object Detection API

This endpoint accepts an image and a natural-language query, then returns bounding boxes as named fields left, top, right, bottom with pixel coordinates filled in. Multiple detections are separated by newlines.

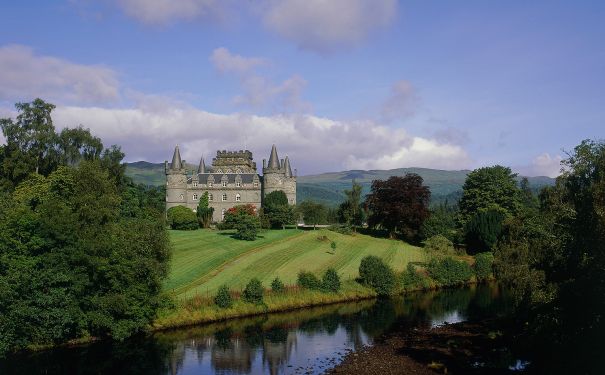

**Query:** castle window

left=222, top=181, right=227, bottom=187
left=222, top=193, right=227, bottom=201
left=208, top=182, right=213, bottom=188
left=193, top=193, right=198, bottom=200
left=193, top=182, right=198, bottom=187
left=236, top=181, right=241, bottom=187
left=209, top=193, right=213, bottom=201
left=253, top=182, right=258, bottom=188
left=236, top=193, right=241, bottom=202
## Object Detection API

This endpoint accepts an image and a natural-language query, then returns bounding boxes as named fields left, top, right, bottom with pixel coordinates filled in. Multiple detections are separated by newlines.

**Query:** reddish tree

left=365, top=174, right=431, bottom=238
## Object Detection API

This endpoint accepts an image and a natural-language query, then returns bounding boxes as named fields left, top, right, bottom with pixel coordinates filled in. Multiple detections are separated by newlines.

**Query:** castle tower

left=262, top=145, right=296, bottom=205
left=165, top=145, right=187, bottom=210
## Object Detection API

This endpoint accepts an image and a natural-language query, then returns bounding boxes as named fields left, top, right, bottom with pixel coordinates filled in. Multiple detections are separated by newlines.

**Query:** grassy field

left=165, top=228, right=427, bottom=300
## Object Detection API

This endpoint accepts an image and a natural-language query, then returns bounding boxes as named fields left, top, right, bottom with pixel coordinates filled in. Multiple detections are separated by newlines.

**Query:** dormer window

left=208, top=182, right=213, bottom=188
left=236, top=181, right=241, bottom=187
left=236, top=193, right=241, bottom=202
left=222, top=181, right=227, bottom=187
left=253, top=182, right=259, bottom=188
left=193, top=182, right=198, bottom=187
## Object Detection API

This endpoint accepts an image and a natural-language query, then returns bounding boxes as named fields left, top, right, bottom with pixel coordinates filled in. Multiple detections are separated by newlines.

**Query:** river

left=0, top=283, right=511, bottom=374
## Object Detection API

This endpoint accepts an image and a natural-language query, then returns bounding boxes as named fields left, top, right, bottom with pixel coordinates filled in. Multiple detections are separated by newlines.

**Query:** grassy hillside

left=126, top=162, right=556, bottom=207
left=165, top=228, right=426, bottom=299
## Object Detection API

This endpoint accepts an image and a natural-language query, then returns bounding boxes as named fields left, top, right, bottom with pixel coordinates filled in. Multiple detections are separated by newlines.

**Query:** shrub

left=167, top=206, right=198, bottom=230
left=271, top=277, right=285, bottom=293
left=234, top=214, right=261, bottom=241
left=359, top=256, right=396, bottom=296
left=330, top=241, right=337, bottom=251
left=214, top=285, right=233, bottom=308
left=474, top=252, right=495, bottom=280
left=321, top=268, right=341, bottom=292
left=297, top=271, right=321, bottom=290
left=242, top=278, right=264, bottom=304
left=427, top=257, right=473, bottom=286
left=401, top=263, right=426, bottom=290
left=424, top=234, right=455, bottom=256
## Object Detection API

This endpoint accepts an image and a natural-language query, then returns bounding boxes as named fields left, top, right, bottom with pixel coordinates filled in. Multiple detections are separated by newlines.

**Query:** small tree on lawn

left=215, top=285, right=233, bottom=308
left=224, top=204, right=261, bottom=240
left=242, top=278, right=264, bottom=304
left=322, top=268, right=341, bottom=292
left=197, top=191, right=214, bottom=228
left=271, top=277, right=285, bottom=293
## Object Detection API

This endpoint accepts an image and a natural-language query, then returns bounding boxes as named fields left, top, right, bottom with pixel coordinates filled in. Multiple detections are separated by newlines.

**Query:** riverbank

left=153, top=276, right=491, bottom=331
left=153, top=280, right=379, bottom=330
left=327, top=317, right=523, bottom=374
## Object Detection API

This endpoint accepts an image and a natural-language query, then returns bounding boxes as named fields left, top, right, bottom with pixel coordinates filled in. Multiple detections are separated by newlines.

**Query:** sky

left=0, top=0, right=604, bottom=177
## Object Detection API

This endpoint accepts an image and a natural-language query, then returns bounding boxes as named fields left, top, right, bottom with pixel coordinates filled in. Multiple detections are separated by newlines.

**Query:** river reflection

left=0, top=283, right=510, bottom=375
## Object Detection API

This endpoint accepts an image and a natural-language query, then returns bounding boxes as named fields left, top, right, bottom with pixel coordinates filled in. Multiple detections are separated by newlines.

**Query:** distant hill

left=125, top=162, right=556, bottom=207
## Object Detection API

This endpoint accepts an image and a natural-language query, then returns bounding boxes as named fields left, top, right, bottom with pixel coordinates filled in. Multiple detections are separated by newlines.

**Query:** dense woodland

left=0, top=99, right=603, bottom=374
left=0, top=99, right=169, bottom=355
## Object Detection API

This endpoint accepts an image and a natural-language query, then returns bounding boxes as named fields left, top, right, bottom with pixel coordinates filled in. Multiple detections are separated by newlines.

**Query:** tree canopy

left=0, top=99, right=171, bottom=356
left=365, top=174, right=431, bottom=238
left=458, top=165, right=522, bottom=224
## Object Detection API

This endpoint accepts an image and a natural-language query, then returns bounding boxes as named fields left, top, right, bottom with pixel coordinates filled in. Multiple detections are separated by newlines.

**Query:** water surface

left=1, top=283, right=511, bottom=374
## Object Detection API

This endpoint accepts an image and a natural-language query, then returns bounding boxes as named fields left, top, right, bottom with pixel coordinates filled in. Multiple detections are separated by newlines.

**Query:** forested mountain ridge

left=125, top=162, right=556, bottom=206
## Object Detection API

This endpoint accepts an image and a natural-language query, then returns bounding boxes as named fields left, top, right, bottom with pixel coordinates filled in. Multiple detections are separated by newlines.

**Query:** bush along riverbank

left=153, top=253, right=495, bottom=331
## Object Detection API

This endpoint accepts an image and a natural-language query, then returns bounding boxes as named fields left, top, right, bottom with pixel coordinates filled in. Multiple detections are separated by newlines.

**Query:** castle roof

left=267, top=144, right=280, bottom=169
left=171, top=145, right=182, bottom=170
left=189, top=173, right=258, bottom=184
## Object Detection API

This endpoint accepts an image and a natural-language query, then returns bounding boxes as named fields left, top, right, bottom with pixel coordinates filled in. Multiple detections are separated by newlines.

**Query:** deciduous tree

left=365, top=174, right=431, bottom=238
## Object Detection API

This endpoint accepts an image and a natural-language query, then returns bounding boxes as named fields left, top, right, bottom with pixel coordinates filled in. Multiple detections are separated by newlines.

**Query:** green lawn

left=165, top=228, right=427, bottom=299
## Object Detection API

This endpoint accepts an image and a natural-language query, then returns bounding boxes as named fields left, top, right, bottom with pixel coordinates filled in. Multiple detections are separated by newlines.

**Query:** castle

left=165, top=145, right=296, bottom=222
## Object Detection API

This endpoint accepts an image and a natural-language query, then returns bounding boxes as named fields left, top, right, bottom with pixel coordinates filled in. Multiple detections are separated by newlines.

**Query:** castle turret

left=262, top=145, right=296, bottom=205
left=165, top=145, right=188, bottom=211
left=197, top=156, right=206, bottom=174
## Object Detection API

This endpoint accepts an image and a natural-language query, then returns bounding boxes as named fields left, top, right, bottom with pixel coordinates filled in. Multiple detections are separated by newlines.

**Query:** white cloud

left=51, top=103, right=471, bottom=174
left=262, top=0, right=398, bottom=53
left=210, top=47, right=309, bottom=112
left=0, top=45, right=119, bottom=104
left=114, top=0, right=223, bottom=25
left=381, top=80, right=418, bottom=121
left=210, top=47, right=266, bottom=75
left=516, top=153, right=563, bottom=177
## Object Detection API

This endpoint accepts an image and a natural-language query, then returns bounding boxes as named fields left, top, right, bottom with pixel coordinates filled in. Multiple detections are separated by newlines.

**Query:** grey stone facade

left=165, top=145, right=296, bottom=222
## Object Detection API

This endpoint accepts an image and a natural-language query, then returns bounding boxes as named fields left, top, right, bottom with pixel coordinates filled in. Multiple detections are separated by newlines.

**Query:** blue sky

left=0, top=0, right=603, bottom=176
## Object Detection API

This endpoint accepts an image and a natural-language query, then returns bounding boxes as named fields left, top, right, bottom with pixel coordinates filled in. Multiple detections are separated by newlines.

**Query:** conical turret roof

left=284, top=156, right=293, bottom=177
left=197, top=156, right=206, bottom=174
left=268, top=144, right=280, bottom=169
left=171, top=145, right=182, bottom=170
